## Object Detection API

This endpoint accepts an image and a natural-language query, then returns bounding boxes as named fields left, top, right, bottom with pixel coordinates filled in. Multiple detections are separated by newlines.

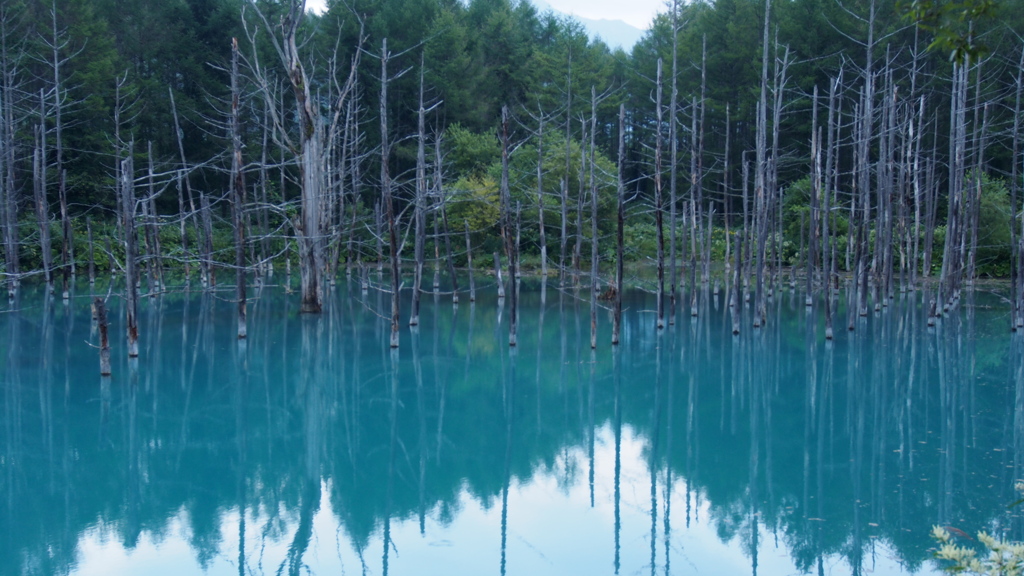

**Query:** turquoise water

left=1, top=276, right=1021, bottom=575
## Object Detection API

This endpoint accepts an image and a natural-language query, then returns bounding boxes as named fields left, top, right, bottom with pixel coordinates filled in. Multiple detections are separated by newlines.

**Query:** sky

left=541, top=0, right=661, bottom=29
left=304, top=0, right=662, bottom=31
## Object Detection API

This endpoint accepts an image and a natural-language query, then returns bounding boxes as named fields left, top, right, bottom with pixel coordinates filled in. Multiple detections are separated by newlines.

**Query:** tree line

left=2, top=0, right=1024, bottom=343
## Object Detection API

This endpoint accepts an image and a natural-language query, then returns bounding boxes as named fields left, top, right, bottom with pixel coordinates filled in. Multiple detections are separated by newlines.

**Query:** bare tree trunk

left=169, top=88, right=201, bottom=279
left=232, top=38, right=247, bottom=339
left=380, top=38, right=400, bottom=347
left=560, top=58, right=572, bottom=286
left=807, top=85, right=820, bottom=307
left=668, top=0, right=679, bottom=321
left=589, top=86, right=598, bottom=349
left=753, top=0, right=772, bottom=328
left=732, top=229, right=743, bottom=335
left=655, top=58, right=666, bottom=329
left=437, top=134, right=459, bottom=304
left=698, top=37, right=709, bottom=285
left=613, top=103, right=624, bottom=346
left=923, top=123, right=939, bottom=278
left=574, top=119, right=585, bottom=284
left=375, top=200, right=384, bottom=273
left=0, top=5, right=20, bottom=291
left=1012, top=46, right=1024, bottom=329
left=259, top=97, right=271, bottom=275
left=940, top=59, right=969, bottom=312
left=346, top=97, right=361, bottom=277
left=723, top=105, right=731, bottom=276
left=87, top=217, right=95, bottom=284
left=200, top=188, right=215, bottom=287
left=35, top=92, right=53, bottom=292
left=742, top=152, right=750, bottom=297
left=537, top=113, right=547, bottom=278
left=465, top=220, right=475, bottom=302
left=144, top=142, right=160, bottom=294
left=823, top=75, right=839, bottom=340
left=500, top=106, right=517, bottom=346
left=122, top=150, right=138, bottom=358
left=912, top=95, right=925, bottom=288
left=411, top=63, right=427, bottom=327
left=47, top=0, right=72, bottom=298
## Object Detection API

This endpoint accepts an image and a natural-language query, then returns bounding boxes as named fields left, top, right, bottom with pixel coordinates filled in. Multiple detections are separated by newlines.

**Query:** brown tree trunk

left=95, top=297, right=111, bottom=376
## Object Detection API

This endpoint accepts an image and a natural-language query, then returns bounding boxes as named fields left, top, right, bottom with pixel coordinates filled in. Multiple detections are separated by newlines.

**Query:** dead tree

left=0, top=3, right=21, bottom=291
left=122, top=149, right=138, bottom=358
left=655, top=58, right=666, bottom=329
left=437, top=134, right=459, bottom=303
left=939, top=58, right=969, bottom=312
left=411, top=62, right=427, bottom=327
left=823, top=74, right=840, bottom=340
left=537, top=110, right=548, bottom=278
left=45, top=0, right=73, bottom=297
left=668, top=0, right=680, bottom=321
left=34, top=92, right=53, bottom=292
left=232, top=37, right=247, bottom=339
left=753, top=0, right=772, bottom=328
left=1013, top=46, right=1024, bottom=328
left=500, top=106, right=517, bottom=346
left=588, top=86, right=598, bottom=349
left=807, top=85, right=820, bottom=307
left=613, top=103, right=625, bottom=346
left=244, top=0, right=361, bottom=314
left=465, top=220, right=475, bottom=302
left=379, top=38, right=400, bottom=347
left=560, top=55, right=572, bottom=285
left=144, top=142, right=162, bottom=293
left=698, top=37, right=709, bottom=286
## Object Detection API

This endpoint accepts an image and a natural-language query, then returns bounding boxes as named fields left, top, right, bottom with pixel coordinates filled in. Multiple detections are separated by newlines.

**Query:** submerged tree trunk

left=95, top=297, right=111, bottom=375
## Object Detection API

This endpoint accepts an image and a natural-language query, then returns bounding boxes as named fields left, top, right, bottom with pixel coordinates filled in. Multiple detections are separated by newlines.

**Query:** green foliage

left=900, top=0, right=997, bottom=63
left=445, top=124, right=500, bottom=181
left=447, top=174, right=500, bottom=236
left=973, top=172, right=1013, bottom=277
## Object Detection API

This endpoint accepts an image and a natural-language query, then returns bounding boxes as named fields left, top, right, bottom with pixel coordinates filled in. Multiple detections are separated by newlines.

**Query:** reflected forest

left=4, top=0, right=1024, bottom=574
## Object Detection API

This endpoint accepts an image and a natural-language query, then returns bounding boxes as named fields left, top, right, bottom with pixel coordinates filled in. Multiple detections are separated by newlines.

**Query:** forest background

left=0, top=0, right=1021, bottom=314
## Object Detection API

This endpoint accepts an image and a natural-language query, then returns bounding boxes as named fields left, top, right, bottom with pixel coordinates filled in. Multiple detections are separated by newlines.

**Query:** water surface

left=2, top=277, right=1021, bottom=575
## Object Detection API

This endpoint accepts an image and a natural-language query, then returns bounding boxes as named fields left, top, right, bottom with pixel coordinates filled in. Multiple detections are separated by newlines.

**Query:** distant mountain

left=529, top=0, right=646, bottom=51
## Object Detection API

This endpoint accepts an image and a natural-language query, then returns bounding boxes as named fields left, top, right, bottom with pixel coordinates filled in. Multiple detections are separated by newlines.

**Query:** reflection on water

left=1, top=278, right=1022, bottom=575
